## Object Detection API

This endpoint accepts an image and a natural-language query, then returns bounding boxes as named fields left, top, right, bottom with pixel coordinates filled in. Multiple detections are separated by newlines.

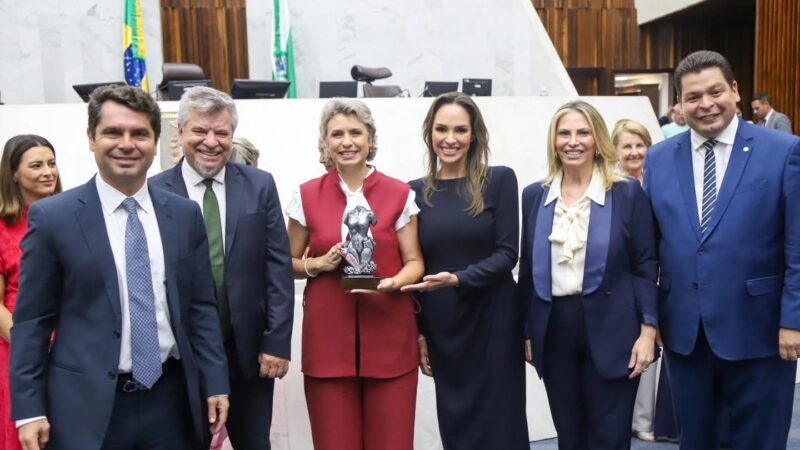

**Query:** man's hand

left=207, top=396, right=229, bottom=434
left=259, top=353, right=289, bottom=379
left=779, top=328, right=800, bottom=361
left=18, top=418, right=49, bottom=450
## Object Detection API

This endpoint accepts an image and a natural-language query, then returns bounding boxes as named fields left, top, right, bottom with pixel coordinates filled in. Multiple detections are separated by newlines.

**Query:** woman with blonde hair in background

left=612, top=119, right=652, bottom=184
left=611, top=118, right=662, bottom=442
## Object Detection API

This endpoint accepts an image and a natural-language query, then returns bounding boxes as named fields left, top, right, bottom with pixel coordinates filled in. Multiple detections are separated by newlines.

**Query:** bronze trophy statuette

left=341, top=205, right=380, bottom=290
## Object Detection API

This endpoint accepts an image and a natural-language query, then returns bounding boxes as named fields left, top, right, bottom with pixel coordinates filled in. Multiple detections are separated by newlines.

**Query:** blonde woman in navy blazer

left=520, top=100, right=659, bottom=450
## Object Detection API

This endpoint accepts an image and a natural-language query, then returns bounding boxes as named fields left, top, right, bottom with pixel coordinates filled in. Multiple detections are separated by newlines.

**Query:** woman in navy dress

left=402, top=92, right=528, bottom=450
left=519, top=101, right=658, bottom=450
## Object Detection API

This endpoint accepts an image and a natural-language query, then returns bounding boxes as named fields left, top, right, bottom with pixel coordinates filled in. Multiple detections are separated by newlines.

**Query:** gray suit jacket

left=763, top=110, right=793, bottom=134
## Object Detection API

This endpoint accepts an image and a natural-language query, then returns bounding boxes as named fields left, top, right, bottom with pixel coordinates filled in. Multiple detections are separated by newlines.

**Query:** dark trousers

left=666, top=326, right=796, bottom=450
left=542, top=295, right=639, bottom=450
left=102, top=361, right=199, bottom=450
left=224, top=339, right=275, bottom=450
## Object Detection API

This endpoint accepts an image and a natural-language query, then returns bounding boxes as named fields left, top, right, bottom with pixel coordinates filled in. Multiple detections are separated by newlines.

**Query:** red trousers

left=304, top=370, right=418, bottom=450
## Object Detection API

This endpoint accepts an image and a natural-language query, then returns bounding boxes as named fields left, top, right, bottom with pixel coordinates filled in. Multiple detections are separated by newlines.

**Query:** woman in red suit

left=0, top=135, right=61, bottom=450
left=286, top=99, right=424, bottom=450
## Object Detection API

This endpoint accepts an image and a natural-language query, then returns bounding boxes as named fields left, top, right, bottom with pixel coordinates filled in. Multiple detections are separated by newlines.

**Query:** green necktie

left=202, top=179, right=231, bottom=340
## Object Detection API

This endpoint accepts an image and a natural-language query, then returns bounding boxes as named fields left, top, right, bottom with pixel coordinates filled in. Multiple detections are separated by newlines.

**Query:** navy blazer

left=10, top=178, right=229, bottom=448
left=519, top=178, right=658, bottom=380
left=150, top=162, right=294, bottom=377
left=644, top=119, right=800, bottom=359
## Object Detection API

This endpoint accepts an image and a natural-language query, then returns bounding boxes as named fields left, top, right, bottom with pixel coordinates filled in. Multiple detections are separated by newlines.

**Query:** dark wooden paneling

left=160, top=0, right=249, bottom=92
left=532, top=0, right=640, bottom=95
left=755, top=0, right=800, bottom=134
left=638, top=0, right=755, bottom=119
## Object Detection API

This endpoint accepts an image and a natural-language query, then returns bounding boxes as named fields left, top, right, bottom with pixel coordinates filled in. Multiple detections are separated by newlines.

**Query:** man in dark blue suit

left=150, top=86, right=293, bottom=450
left=645, top=50, right=800, bottom=449
left=10, top=85, right=230, bottom=450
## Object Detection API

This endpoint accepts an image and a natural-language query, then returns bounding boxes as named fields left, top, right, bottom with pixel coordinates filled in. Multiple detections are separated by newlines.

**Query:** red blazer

left=300, top=170, right=419, bottom=378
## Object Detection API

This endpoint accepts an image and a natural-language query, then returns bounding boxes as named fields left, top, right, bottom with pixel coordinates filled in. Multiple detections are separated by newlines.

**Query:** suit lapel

left=151, top=187, right=182, bottom=328
left=701, top=120, right=754, bottom=242
left=166, top=163, right=190, bottom=198
left=582, top=189, right=612, bottom=296
left=533, top=187, right=553, bottom=301
left=75, top=178, right=121, bottom=324
left=224, top=163, right=241, bottom=256
left=673, top=134, right=702, bottom=241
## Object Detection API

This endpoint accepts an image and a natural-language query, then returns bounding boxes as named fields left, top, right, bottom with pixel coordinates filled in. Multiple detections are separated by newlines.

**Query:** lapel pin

left=743, top=147, right=750, bottom=152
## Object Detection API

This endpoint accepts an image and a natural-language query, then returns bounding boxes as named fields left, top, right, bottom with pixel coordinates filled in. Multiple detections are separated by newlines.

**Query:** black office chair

left=157, top=63, right=206, bottom=100
left=351, top=65, right=403, bottom=98
left=362, top=84, right=403, bottom=97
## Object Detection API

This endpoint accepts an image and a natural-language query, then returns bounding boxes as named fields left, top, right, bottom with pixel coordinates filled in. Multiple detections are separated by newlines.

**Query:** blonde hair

left=543, top=100, right=623, bottom=190
left=421, top=92, right=490, bottom=216
left=231, top=137, right=260, bottom=167
left=611, top=119, right=653, bottom=148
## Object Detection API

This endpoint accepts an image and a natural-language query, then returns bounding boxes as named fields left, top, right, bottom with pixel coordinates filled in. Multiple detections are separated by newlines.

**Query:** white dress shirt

left=285, top=167, right=420, bottom=237
left=181, top=159, right=227, bottom=247
left=690, top=118, right=738, bottom=220
left=95, top=176, right=178, bottom=372
left=546, top=167, right=606, bottom=297
left=17, top=178, right=181, bottom=428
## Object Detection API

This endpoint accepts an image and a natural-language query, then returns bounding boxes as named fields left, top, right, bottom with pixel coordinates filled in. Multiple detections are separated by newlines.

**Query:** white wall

left=0, top=95, right=660, bottom=448
left=1, top=0, right=574, bottom=104
left=634, top=0, right=706, bottom=24
left=0, top=0, right=163, bottom=104
left=246, top=0, right=576, bottom=98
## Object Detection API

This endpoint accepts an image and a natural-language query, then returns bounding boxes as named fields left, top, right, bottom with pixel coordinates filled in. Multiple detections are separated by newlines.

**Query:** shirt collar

left=181, top=158, right=226, bottom=187
left=764, top=109, right=774, bottom=123
left=545, top=166, right=606, bottom=206
left=337, top=166, right=375, bottom=195
left=95, top=175, right=153, bottom=217
left=690, top=116, right=739, bottom=152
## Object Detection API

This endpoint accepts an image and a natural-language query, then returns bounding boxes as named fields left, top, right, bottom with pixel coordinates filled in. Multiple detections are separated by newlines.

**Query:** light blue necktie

left=122, top=198, right=162, bottom=389
left=700, top=139, right=718, bottom=234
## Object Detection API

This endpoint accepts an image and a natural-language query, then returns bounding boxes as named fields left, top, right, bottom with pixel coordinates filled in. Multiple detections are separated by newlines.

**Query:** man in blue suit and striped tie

left=644, top=50, right=800, bottom=449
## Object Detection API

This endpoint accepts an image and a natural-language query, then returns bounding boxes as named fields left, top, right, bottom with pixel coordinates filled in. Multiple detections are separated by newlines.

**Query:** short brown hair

left=88, top=85, right=161, bottom=138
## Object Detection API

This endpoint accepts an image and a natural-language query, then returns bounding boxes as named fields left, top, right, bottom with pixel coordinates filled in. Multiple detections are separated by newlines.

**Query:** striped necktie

left=700, top=139, right=718, bottom=234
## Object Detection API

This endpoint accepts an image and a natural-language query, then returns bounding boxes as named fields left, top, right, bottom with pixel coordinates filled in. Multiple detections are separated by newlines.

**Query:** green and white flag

left=272, top=0, right=296, bottom=98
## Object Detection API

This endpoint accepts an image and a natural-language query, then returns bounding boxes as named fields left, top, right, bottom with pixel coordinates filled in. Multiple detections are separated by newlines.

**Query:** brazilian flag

left=124, top=0, right=149, bottom=92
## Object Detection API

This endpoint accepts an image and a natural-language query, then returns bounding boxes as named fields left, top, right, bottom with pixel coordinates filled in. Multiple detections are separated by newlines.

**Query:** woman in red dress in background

left=0, top=135, right=61, bottom=450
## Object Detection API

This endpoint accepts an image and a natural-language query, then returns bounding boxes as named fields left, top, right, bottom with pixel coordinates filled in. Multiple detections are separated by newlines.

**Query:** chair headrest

left=350, top=65, right=392, bottom=83
left=157, top=63, right=205, bottom=89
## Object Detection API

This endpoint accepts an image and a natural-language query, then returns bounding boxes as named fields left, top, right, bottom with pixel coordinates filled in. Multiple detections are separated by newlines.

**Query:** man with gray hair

left=151, top=86, right=294, bottom=450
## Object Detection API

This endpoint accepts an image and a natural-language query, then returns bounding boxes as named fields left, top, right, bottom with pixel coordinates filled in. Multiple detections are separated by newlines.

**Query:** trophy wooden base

left=342, top=276, right=380, bottom=290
